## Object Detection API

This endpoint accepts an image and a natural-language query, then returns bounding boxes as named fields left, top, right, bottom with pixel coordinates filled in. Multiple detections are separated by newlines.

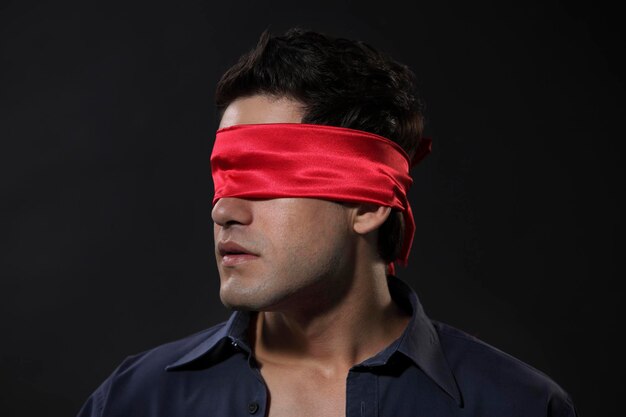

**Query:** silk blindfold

left=210, top=123, right=431, bottom=266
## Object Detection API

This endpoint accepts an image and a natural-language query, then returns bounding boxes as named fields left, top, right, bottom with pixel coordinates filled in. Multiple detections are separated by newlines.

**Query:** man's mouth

left=217, top=241, right=259, bottom=266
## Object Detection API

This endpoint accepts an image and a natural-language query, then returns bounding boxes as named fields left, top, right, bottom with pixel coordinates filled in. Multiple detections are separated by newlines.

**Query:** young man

left=77, top=28, right=577, bottom=417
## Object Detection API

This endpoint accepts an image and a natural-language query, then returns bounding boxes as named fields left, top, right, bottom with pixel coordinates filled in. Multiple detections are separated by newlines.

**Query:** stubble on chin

left=218, top=275, right=285, bottom=311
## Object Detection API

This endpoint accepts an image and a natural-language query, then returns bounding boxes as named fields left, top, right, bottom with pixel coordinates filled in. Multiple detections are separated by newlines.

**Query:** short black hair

left=215, top=27, right=426, bottom=264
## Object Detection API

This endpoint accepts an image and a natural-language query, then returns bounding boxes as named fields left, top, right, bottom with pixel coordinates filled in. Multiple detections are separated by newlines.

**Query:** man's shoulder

left=432, top=319, right=558, bottom=385
left=431, top=320, right=575, bottom=413
left=77, top=321, right=231, bottom=417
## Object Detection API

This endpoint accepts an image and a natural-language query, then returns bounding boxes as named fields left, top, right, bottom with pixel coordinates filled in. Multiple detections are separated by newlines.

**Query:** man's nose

left=211, top=197, right=253, bottom=227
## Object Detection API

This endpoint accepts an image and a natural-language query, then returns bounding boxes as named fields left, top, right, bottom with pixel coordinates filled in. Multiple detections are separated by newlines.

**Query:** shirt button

left=247, top=402, right=259, bottom=414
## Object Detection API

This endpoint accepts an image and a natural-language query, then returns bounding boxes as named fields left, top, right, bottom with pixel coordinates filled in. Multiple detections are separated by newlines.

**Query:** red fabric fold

left=210, top=122, right=429, bottom=266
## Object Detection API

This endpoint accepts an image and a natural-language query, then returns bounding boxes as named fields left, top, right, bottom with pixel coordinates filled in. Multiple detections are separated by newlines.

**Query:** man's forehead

left=219, top=95, right=305, bottom=129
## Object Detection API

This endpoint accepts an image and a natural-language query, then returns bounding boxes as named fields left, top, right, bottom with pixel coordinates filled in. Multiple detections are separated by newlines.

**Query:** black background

left=1, top=1, right=623, bottom=416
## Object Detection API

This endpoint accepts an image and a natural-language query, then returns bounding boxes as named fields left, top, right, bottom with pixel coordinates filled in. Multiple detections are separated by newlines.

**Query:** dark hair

left=215, top=27, right=426, bottom=264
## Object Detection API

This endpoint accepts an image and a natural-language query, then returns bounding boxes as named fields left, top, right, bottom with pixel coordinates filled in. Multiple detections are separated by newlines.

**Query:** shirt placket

left=232, top=338, right=270, bottom=417
left=346, top=367, right=378, bottom=417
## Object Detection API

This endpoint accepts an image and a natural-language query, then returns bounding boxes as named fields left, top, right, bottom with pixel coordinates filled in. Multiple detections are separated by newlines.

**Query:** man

left=77, top=28, right=577, bottom=417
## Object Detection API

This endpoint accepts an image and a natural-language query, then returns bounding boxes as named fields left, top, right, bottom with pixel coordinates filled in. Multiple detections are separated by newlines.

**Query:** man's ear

left=352, top=204, right=392, bottom=235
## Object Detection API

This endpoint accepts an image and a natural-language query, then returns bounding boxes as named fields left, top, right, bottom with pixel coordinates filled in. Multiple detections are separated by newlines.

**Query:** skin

left=212, top=94, right=411, bottom=417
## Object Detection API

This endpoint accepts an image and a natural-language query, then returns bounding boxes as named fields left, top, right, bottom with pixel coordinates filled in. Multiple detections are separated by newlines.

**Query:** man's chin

left=219, top=276, right=303, bottom=311
left=220, top=288, right=270, bottom=311
left=219, top=289, right=288, bottom=312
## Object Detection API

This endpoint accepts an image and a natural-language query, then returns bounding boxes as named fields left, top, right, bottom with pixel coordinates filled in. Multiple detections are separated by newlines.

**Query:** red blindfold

left=210, top=123, right=431, bottom=267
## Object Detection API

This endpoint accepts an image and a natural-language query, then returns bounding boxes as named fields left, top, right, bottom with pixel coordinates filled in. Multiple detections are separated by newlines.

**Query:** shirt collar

left=164, top=307, right=252, bottom=371
left=388, top=276, right=463, bottom=406
left=166, top=275, right=462, bottom=406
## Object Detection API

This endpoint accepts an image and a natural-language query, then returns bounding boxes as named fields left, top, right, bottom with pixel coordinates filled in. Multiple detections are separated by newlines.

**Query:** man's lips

left=217, top=241, right=259, bottom=266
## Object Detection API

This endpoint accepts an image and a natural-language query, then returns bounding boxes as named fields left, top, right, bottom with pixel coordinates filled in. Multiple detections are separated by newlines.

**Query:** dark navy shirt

left=77, top=276, right=577, bottom=417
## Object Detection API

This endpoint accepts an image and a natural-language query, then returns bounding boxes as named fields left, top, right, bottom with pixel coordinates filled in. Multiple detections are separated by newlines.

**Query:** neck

left=251, top=262, right=410, bottom=372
